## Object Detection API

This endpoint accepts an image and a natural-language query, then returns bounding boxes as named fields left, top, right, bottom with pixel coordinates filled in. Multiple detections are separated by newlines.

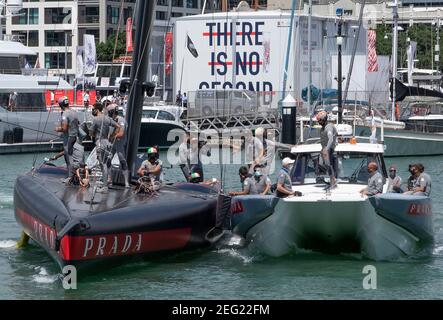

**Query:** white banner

left=76, top=47, right=84, bottom=78
left=83, top=34, right=96, bottom=75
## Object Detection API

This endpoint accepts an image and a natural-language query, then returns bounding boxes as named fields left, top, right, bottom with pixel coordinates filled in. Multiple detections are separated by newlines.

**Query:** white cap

left=282, top=157, right=295, bottom=166
left=255, top=127, right=264, bottom=136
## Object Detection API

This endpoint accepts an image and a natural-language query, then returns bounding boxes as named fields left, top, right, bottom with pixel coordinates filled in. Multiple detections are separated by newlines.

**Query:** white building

left=3, top=0, right=206, bottom=85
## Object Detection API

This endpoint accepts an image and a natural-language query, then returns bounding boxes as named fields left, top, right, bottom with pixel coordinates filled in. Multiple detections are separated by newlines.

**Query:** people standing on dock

left=176, top=90, right=182, bottom=106
left=182, top=92, right=188, bottom=108
left=83, top=89, right=90, bottom=108
left=55, top=96, right=79, bottom=182
left=405, top=163, right=432, bottom=196
left=275, top=157, right=299, bottom=198
left=316, top=111, right=338, bottom=189
left=229, top=166, right=258, bottom=196
left=89, top=102, right=120, bottom=193
left=359, top=162, right=384, bottom=196
left=137, top=147, right=164, bottom=183
left=107, top=104, right=130, bottom=188
left=387, top=165, right=402, bottom=193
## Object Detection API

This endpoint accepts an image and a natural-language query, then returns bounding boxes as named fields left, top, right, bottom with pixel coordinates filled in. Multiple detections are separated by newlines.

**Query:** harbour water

left=1, top=152, right=443, bottom=299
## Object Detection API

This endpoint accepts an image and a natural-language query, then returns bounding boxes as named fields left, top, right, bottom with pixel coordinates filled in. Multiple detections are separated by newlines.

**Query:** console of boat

left=230, top=125, right=434, bottom=260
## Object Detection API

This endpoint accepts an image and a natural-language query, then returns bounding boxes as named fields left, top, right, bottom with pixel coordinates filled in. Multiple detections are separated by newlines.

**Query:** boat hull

left=14, top=168, right=217, bottom=273
left=231, top=193, right=433, bottom=260
left=139, top=122, right=185, bottom=149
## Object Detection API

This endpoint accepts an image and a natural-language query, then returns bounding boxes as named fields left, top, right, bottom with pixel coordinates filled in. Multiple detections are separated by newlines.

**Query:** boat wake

left=32, top=267, right=59, bottom=284
left=0, top=240, right=17, bottom=249
left=433, top=245, right=443, bottom=255
left=215, top=248, right=255, bottom=264
left=0, top=193, right=13, bottom=209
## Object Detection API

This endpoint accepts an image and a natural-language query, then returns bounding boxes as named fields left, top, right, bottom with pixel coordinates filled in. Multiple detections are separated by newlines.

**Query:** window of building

left=44, top=7, right=72, bottom=24
left=171, top=12, right=183, bottom=17
left=12, top=9, right=28, bottom=25
left=28, top=31, right=39, bottom=47
left=44, top=52, right=72, bottom=69
left=45, top=31, right=72, bottom=46
left=79, top=6, right=99, bottom=23
left=29, top=8, right=39, bottom=24
left=156, top=11, right=166, bottom=20
left=107, top=6, right=120, bottom=24
left=172, top=0, right=183, bottom=7
left=186, top=0, right=198, bottom=8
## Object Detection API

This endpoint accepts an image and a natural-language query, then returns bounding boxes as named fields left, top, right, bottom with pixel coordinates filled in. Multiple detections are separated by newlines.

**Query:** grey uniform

left=366, top=171, right=384, bottom=196
left=256, top=175, right=271, bottom=194
left=108, top=115, right=128, bottom=171
left=61, top=109, right=79, bottom=176
left=276, top=168, right=292, bottom=197
left=414, top=172, right=432, bottom=196
left=387, top=176, right=402, bottom=193
left=242, top=176, right=258, bottom=195
left=320, top=123, right=337, bottom=178
left=90, top=115, right=118, bottom=185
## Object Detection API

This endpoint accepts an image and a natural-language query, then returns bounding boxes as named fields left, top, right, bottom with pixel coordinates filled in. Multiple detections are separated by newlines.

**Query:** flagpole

left=179, top=33, right=188, bottom=97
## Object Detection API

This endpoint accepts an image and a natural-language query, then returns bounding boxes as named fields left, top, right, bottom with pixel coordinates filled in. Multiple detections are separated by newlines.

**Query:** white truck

left=173, top=10, right=365, bottom=109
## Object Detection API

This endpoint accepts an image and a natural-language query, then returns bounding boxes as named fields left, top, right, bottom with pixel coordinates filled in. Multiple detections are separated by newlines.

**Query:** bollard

left=280, top=94, right=297, bottom=145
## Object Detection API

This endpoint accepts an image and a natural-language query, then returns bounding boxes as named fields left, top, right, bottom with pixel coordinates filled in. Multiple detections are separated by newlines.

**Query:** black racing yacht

left=13, top=0, right=219, bottom=273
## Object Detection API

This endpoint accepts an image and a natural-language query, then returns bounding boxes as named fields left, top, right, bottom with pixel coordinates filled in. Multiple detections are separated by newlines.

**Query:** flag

left=165, top=32, right=173, bottom=75
left=76, top=47, right=84, bottom=78
left=407, top=41, right=417, bottom=86
left=187, top=35, right=198, bottom=58
left=83, top=34, right=96, bottom=75
left=126, top=18, right=134, bottom=53
left=367, top=29, right=378, bottom=72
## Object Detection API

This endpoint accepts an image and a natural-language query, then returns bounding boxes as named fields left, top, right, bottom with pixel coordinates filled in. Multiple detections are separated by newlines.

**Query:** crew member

left=359, top=162, right=384, bottom=196
left=89, top=102, right=120, bottom=193
left=182, top=92, right=188, bottom=108
left=55, top=96, right=79, bottom=180
left=387, top=165, right=402, bottom=193
left=107, top=104, right=130, bottom=188
left=229, top=166, right=258, bottom=196
left=407, top=164, right=417, bottom=191
left=276, top=157, right=298, bottom=198
left=409, top=163, right=432, bottom=196
left=316, top=111, right=338, bottom=189
left=178, top=131, right=210, bottom=182
left=245, top=129, right=264, bottom=172
left=137, top=147, right=164, bottom=182
left=254, top=167, right=271, bottom=195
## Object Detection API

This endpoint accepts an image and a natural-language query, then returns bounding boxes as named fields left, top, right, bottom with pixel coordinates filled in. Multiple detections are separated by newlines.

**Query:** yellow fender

left=16, top=231, right=30, bottom=248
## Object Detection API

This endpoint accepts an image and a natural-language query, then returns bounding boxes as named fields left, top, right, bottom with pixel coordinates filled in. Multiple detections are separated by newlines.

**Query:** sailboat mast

left=125, top=0, right=156, bottom=177
left=308, top=0, right=312, bottom=112
left=391, top=0, right=399, bottom=121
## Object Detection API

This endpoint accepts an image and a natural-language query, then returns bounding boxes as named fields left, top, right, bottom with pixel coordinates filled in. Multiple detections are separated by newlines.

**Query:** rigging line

left=102, top=0, right=126, bottom=102
left=32, top=0, right=71, bottom=171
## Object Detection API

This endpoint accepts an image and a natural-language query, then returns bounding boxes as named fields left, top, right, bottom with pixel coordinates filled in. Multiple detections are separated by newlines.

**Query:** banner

left=407, top=41, right=417, bottom=86
left=76, top=47, right=84, bottom=78
left=83, top=34, right=96, bottom=75
left=126, top=17, right=134, bottom=53
left=165, top=32, right=173, bottom=75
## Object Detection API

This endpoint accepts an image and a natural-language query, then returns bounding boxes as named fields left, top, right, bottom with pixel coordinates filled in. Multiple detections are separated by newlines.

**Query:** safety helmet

left=316, top=110, right=328, bottom=122
left=58, top=96, right=69, bottom=110
left=147, top=147, right=159, bottom=160
left=107, top=103, right=118, bottom=118
left=190, top=172, right=202, bottom=183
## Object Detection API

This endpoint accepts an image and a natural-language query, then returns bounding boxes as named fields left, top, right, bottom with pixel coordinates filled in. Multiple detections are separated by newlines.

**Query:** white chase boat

left=229, top=125, right=434, bottom=260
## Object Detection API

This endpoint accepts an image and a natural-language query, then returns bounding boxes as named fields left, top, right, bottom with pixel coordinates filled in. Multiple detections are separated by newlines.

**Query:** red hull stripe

left=15, top=208, right=192, bottom=261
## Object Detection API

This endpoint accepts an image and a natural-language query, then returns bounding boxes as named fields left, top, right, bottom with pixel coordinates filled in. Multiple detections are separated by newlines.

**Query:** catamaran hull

left=139, top=122, right=185, bottom=149
left=14, top=171, right=217, bottom=273
left=231, top=194, right=433, bottom=260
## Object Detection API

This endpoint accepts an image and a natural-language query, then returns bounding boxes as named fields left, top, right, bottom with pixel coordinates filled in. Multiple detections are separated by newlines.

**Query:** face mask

left=389, top=172, right=396, bottom=179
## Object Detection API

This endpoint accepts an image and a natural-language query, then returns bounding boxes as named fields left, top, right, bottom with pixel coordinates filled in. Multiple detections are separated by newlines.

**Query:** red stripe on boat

left=15, top=208, right=192, bottom=261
